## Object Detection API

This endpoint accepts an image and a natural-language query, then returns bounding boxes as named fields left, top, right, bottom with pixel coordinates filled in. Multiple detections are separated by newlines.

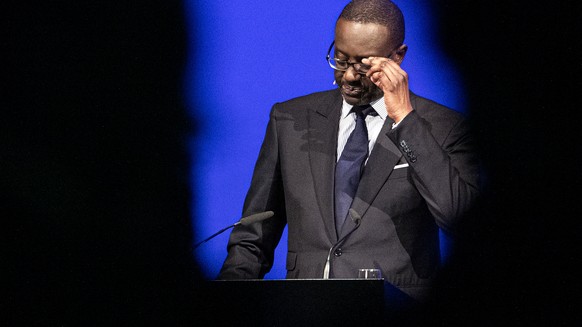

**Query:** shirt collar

left=341, top=96, right=387, bottom=120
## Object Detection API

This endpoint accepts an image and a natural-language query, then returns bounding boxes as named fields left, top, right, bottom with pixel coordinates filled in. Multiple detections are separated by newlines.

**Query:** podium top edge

left=209, top=278, right=384, bottom=282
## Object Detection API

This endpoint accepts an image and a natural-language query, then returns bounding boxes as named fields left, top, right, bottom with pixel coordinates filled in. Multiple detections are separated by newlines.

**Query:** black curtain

left=420, top=1, right=580, bottom=325
left=2, top=1, right=202, bottom=324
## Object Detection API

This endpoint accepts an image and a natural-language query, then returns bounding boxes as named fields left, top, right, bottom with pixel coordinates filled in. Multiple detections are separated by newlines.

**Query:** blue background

left=185, top=0, right=465, bottom=279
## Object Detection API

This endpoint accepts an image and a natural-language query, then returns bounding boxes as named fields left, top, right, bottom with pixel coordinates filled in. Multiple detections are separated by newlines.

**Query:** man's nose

left=343, top=65, right=361, bottom=82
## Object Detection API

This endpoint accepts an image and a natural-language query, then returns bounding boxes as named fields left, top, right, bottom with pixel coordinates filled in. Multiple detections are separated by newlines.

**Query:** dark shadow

left=416, top=1, right=580, bottom=325
left=2, top=1, right=203, bottom=324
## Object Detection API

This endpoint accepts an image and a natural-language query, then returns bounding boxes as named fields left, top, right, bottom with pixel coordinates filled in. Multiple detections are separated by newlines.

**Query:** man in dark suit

left=218, top=0, right=479, bottom=302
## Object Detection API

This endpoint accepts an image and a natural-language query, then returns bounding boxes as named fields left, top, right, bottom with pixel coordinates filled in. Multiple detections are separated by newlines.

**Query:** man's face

left=333, top=18, right=393, bottom=106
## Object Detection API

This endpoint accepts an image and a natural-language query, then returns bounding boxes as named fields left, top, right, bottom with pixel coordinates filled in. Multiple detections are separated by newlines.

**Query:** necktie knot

left=352, top=105, right=377, bottom=118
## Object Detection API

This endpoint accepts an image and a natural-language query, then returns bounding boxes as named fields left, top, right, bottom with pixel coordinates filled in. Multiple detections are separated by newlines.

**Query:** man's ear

left=393, top=44, right=408, bottom=65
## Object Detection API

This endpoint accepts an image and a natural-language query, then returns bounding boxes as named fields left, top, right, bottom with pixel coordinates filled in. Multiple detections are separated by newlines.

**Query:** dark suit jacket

left=218, top=88, right=480, bottom=301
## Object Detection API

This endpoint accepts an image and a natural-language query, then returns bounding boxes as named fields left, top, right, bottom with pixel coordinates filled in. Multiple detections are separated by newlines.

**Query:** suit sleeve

left=387, top=109, right=480, bottom=235
left=217, top=106, right=287, bottom=279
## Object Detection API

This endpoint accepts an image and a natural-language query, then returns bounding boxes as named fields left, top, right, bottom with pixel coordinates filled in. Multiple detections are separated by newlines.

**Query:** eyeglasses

left=326, top=40, right=396, bottom=75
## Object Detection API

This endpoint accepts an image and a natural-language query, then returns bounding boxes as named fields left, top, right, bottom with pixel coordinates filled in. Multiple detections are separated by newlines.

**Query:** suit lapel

left=339, top=117, right=403, bottom=238
left=308, top=91, right=343, bottom=243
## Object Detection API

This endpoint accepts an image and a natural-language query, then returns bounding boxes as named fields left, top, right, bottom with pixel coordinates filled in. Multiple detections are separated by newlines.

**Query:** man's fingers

left=365, top=58, right=396, bottom=77
left=367, top=61, right=398, bottom=87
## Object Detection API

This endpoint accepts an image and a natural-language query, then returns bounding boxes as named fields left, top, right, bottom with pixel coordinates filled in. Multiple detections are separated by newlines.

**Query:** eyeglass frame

left=325, top=40, right=397, bottom=75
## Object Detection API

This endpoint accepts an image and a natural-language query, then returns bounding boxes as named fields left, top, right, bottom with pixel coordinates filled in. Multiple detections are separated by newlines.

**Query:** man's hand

left=362, top=57, right=413, bottom=124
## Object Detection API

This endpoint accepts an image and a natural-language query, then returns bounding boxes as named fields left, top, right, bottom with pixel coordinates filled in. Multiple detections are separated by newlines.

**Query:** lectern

left=195, top=279, right=389, bottom=326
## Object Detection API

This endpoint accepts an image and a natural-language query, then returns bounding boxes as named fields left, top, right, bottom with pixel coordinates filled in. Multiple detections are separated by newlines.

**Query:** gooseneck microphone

left=238, top=211, right=275, bottom=226
left=193, top=211, right=274, bottom=249
left=323, top=208, right=362, bottom=279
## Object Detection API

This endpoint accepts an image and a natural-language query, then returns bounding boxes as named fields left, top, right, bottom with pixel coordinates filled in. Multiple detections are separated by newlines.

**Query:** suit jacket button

left=334, top=248, right=342, bottom=257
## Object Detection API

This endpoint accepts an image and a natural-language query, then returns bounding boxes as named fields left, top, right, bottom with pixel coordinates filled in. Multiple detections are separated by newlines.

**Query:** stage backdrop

left=185, top=0, right=464, bottom=279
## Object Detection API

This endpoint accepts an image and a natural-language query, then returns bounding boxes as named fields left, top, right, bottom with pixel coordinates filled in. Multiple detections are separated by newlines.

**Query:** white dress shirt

left=336, top=97, right=390, bottom=162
